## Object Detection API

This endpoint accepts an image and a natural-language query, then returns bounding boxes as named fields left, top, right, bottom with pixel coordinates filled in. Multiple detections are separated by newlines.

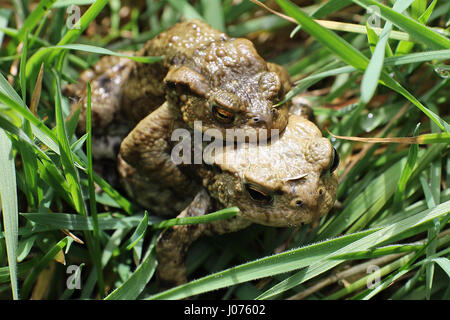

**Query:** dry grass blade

left=29, top=63, right=44, bottom=116
left=61, top=229, right=84, bottom=244
left=287, top=253, right=405, bottom=300
left=336, top=103, right=409, bottom=183
left=329, top=134, right=418, bottom=144
left=249, top=0, right=410, bottom=40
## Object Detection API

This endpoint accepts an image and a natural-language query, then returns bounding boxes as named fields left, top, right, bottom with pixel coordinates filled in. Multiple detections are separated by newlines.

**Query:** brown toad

left=65, top=19, right=294, bottom=213
left=122, top=113, right=339, bottom=285
left=65, top=20, right=338, bottom=285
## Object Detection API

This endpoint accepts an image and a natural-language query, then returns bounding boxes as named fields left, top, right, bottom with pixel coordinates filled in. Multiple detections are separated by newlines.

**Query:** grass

left=0, top=0, right=449, bottom=300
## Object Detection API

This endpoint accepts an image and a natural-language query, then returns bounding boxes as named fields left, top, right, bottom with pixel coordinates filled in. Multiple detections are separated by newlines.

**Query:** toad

left=65, top=20, right=293, bottom=205
left=65, top=20, right=338, bottom=286
left=120, top=113, right=339, bottom=285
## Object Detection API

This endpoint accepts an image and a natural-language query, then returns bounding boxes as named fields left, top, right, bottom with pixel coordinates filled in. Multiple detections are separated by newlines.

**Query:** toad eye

left=211, top=103, right=235, bottom=124
left=329, top=147, right=339, bottom=173
left=245, top=184, right=274, bottom=205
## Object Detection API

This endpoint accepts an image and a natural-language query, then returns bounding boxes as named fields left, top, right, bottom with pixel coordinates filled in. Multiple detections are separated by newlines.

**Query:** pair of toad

left=66, top=20, right=339, bottom=286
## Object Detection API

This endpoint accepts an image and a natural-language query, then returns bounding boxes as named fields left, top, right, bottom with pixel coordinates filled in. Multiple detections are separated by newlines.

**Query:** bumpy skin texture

left=65, top=20, right=337, bottom=286
left=118, top=102, right=200, bottom=216
left=66, top=19, right=289, bottom=136
left=66, top=19, right=294, bottom=212
left=198, top=114, right=338, bottom=227
left=154, top=115, right=338, bottom=285
left=122, top=20, right=290, bottom=134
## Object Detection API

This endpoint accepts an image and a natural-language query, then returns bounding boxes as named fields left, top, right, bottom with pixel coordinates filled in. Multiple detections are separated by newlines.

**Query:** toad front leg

left=118, top=101, right=199, bottom=216
left=155, top=189, right=251, bottom=286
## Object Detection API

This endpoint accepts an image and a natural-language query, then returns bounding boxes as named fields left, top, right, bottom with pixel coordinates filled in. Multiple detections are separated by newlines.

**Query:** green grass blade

left=393, top=124, right=420, bottom=208
left=425, top=218, right=439, bottom=299
left=275, top=0, right=449, bottom=132
left=166, top=0, right=204, bottom=21
left=19, top=212, right=145, bottom=231
left=21, top=237, right=70, bottom=298
left=13, top=139, right=38, bottom=210
left=17, top=31, right=39, bottom=211
left=86, top=81, right=105, bottom=297
left=418, top=0, right=437, bottom=24
left=411, top=0, right=426, bottom=18
left=19, top=207, right=240, bottom=232
left=384, top=50, right=450, bottom=66
left=396, top=0, right=436, bottom=57
left=53, top=71, right=106, bottom=297
left=0, top=71, right=25, bottom=106
left=25, top=0, right=109, bottom=78
left=366, top=22, right=379, bottom=54
left=46, top=44, right=163, bottom=63
left=360, top=0, right=414, bottom=104
left=276, top=0, right=368, bottom=71
left=0, top=9, right=11, bottom=47
left=429, top=257, right=450, bottom=278
left=19, top=30, right=28, bottom=104
left=0, top=129, right=19, bottom=299
left=52, top=1, right=96, bottom=8
left=318, top=158, right=406, bottom=240
left=124, top=212, right=148, bottom=250
left=0, top=74, right=60, bottom=153
left=201, top=0, right=225, bottom=31
left=0, top=260, right=35, bottom=284
left=352, top=236, right=450, bottom=300
left=286, top=49, right=450, bottom=100
left=53, top=70, right=85, bottom=216
left=148, top=230, right=374, bottom=299
left=17, top=235, right=38, bottom=263
left=36, top=159, right=75, bottom=208
left=89, top=172, right=134, bottom=214
left=351, top=0, right=450, bottom=50
left=257, top=200, right=450, bottom=299
left=16, top=0, right=56, bottom=42
left=105, top=235, right=158, bottom=300
left=151, top=207, right=239, bottom=229
left=331, top=244, right=420, bottom=260
left=331, top=233, right=450, bottom=261
left=327, top=252, right=415, bottom=300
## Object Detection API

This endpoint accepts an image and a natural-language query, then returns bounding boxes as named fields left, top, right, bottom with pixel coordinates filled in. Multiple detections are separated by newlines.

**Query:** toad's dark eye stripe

left=330, top=147, right=339, bottom=173
left=245, top=184, right=274, bottom=205
left=211, top=104, right=235, bottom=124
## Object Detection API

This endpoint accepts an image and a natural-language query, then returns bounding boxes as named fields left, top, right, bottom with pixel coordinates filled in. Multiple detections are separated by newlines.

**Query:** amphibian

left=66, top=20, right=338, bottom=286
left=122, top=113, right=339, bottom=285
left=66, top=19, right=294, bottom=214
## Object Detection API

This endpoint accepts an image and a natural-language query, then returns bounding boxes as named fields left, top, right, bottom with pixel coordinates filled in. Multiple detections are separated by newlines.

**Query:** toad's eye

left=211, top=104, right=235, bottom=124
left=245, top=184, right=274, bottom=205
left=329, top=147, right=339, bottom=173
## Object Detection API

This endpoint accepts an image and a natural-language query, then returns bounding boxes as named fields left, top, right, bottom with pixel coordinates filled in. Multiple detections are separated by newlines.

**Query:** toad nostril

left=318, top=188, right=324, bottom=196
left=291, top=198, right=304, bottom=208
left=250, top=115, right=269, bottom=128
